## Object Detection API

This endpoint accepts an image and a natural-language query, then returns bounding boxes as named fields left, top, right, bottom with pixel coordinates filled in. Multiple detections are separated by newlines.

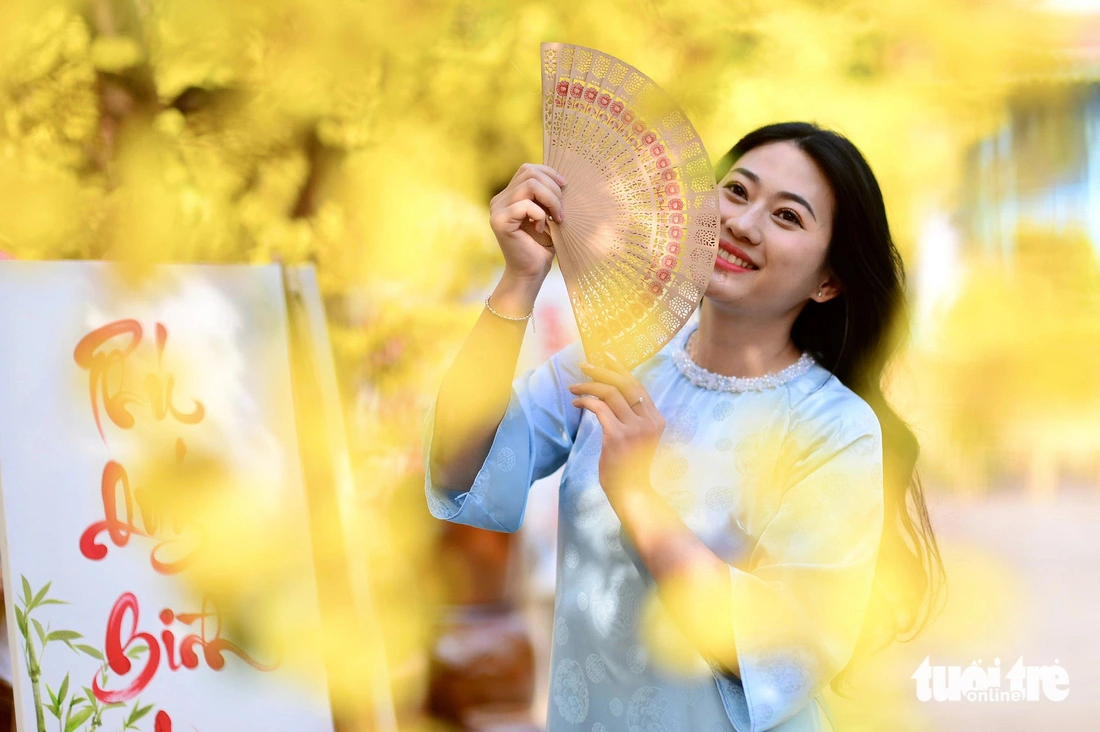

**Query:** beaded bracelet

left=484, top=295, right=535, bottom=332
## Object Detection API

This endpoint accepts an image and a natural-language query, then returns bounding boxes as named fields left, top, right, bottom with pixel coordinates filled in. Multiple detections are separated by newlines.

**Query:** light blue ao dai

left=423, top=318, right=885, bottom=731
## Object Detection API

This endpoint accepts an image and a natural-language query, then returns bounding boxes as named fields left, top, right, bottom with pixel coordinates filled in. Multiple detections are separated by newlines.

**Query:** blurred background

left=1, top=0, right=1099, bottom=729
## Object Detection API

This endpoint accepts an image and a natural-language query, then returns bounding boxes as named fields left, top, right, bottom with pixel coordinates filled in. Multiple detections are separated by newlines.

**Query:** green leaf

left=46, top=630, right=82, bottom=643
left=32, top=618, right=46, bottom=646
left=29, top=580, right=52, bottom=610
left=46, top=683, right=60, bottom=718
left=126, top=644, right=147, bottom=659
left=83, top=687, right=96, bottom=706
left=14, top=606, right=27, bottom=637
left=59, top=673, right=70, bottom=705
left=20, top=576, right=32, bottom=607
left=65, top=706, right=94, bottom=732
left=126, top=702, right=153, bottom=726
left=38, top=599, right=69, bottom=607
left=76, top=644, right=105, bottom=661
left=104, top=702, right=125, bottom=711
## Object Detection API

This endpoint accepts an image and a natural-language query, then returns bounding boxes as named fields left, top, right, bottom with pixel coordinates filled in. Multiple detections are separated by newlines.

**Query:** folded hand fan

left=540, top=42, right=719, bottom=369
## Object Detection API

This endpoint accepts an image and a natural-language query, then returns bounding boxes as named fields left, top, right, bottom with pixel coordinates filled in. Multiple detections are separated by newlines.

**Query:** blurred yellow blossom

left=0, top=0, right=1088, bottom=727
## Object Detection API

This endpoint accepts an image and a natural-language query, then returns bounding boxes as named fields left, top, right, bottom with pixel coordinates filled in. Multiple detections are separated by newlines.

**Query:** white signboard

left=0, top=262, right=334, bottom=732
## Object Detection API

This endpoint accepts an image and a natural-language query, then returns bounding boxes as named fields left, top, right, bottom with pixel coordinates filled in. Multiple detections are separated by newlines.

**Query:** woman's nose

left=723, top=203, right=763, bottom=246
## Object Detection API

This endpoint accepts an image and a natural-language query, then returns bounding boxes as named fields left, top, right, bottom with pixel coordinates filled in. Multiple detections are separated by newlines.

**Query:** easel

left=283, top=265, right=398, bottom=732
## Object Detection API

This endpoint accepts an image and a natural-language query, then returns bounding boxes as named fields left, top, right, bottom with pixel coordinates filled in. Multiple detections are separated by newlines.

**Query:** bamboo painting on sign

left=0, top=262, right=335, bottom=732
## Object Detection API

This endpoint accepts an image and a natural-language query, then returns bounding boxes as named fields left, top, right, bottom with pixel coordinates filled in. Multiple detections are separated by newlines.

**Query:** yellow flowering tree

left=0, top=0, right=1081, bottom=726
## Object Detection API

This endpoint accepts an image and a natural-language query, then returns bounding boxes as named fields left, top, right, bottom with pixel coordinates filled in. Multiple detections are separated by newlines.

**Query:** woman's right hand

left=489, top=163, right=566, bottom=282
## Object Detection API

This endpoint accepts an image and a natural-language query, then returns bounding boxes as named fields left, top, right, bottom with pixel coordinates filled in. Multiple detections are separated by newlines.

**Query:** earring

left=817, top=289, right=823, bottom=298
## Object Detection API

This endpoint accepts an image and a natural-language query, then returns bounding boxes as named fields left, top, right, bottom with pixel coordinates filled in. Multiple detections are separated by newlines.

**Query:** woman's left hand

left=569, top=355, right=665, bottom=498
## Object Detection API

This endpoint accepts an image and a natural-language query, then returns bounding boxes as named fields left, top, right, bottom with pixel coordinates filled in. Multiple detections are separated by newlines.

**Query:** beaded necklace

left=672, top=326, right=816, bottom=392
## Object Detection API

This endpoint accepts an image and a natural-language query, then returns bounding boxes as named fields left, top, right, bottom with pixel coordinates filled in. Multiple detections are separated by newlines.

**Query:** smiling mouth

left=715, top=248, right=758, bottom=271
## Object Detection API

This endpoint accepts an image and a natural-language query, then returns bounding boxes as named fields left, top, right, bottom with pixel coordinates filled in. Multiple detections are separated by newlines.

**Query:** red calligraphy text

left=79, top=460, right=202, bottom=575
left=74, top=320, right=205, bottom=443
left=94, top=593, right=278, bottom=703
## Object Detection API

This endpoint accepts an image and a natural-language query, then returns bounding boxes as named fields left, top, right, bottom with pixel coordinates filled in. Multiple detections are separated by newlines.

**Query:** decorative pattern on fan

left=540, top=42, right=719, bottom=369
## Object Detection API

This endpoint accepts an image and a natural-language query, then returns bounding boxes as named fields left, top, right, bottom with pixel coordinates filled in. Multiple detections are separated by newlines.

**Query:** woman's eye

left=777, top=209, right=802, bottom=226
left=724, top=181, right=747, bottom=198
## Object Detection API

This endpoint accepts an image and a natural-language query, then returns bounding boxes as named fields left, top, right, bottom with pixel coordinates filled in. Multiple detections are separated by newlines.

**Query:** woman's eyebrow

left=731, top=166, right=817, bottom=222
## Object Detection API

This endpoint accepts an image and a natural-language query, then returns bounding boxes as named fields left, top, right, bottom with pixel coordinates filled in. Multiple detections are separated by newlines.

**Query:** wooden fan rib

left=554, top=47, right=596, bottom=179
left=540, top=44, right=558, bottom=165
left=545, top=43, right=576, bottom=173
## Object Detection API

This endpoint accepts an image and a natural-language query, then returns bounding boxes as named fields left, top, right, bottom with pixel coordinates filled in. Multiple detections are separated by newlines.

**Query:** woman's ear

left=813, top=273, right=843, bottom=303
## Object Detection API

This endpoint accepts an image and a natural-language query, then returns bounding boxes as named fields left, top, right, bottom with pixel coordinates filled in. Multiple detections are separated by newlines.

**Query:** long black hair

left=715, top=122, right=946, bottom=688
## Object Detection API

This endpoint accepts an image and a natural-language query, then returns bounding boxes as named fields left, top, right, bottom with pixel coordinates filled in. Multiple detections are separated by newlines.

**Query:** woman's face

left=705, top=141, right=839, bottom=314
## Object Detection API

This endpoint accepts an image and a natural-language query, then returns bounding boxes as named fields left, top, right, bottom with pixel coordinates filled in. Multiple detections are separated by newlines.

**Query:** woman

left=424, top=122, right=944, bottom=731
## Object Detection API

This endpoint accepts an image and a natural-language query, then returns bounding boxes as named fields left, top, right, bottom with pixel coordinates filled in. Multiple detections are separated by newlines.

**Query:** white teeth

left=718, top=249, right=757, bottom=269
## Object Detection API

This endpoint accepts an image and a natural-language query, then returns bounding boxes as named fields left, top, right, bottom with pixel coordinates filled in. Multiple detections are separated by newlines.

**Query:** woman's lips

left=716, top=239, right=759, bottom=273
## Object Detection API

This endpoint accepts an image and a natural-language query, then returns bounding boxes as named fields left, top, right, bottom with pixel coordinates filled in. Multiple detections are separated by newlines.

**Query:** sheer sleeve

left=712, top=399, right=885, bottom=731
left=422, top=341, right=586, bottom=533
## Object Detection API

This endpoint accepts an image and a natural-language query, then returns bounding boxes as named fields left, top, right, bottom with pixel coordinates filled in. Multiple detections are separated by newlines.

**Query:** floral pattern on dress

left=553, top=659, right=590, bottom=724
